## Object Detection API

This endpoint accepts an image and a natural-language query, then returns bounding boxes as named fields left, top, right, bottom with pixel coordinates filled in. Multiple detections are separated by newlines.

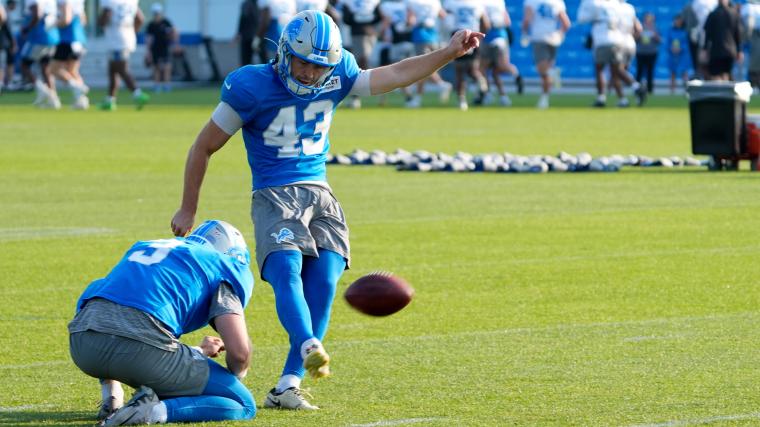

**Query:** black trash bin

left=688, top=81, right=752, bottom=157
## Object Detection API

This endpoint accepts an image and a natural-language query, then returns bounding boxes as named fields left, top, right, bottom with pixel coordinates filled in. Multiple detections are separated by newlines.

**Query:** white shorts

left=21, top=43, right=56, bottom=62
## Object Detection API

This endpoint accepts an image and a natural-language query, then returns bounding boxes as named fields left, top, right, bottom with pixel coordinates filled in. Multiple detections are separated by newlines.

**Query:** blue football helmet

left=276, top=10, right=343, bottom=99
left=186, top=220, right=250, bottom=264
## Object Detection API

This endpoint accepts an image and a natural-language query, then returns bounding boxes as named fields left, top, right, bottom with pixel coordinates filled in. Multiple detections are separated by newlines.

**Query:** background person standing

left=236, top=0, right=259, bottom=66
left=145, top=2, right=177, bottom=93
left=635, top=12, right=660, bottom=94
left=702, top=0, right=743, bottom=80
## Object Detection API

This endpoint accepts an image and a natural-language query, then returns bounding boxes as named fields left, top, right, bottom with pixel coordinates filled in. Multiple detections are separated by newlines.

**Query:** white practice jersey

left=261, top=0, right=297, bottom=26
left=341, top=0, right=381, bottom=23
left=444, top=0, right=485, bottom=32
left=691, top=0, right=718, bottom=29
left=28, top=0, right=58, bottom=30
left=407, top=0, right=442, bottom=29
left=59, top=0, right=85, bottom=16
left=617, top=0, right=636, bottom=51
left=101, top=0, right=138, bottom=51
left=577, top=0, right=621, bottom=48
left=742, top=2, right=760, bottom=31
left=380, top=1, right=410, bottom=34
left=525, top=0, right=566, bottom=45
left=296, top=0, right=327, bottom=12
left=483, top=0, right=508, bottom=29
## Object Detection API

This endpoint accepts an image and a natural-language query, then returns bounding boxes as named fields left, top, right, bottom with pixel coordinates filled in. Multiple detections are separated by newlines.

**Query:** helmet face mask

left=276, top=10, right=343, bottom=99
left=187, top=220, right=250, bottom=265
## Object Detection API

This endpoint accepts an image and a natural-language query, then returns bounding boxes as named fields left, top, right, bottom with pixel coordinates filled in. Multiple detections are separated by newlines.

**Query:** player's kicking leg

left=261, top=250, right=328, bottom=410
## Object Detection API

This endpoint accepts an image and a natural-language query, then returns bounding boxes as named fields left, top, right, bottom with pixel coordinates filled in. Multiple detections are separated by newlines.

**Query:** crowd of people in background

left=0, top=0, right=756, bottom=110
left=0, top=0, right=178, bottom=110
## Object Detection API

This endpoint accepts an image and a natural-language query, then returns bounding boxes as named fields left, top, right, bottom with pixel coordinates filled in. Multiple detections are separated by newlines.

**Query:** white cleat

left=405, top=95, right=421, bottom=108
left=349, top=97, right=361, bottom=109
left=96, top=396, right=123, bottom=422
left=72, top=95, right=90, bottom=110
left=264, top=387, right=319, bottom=410
left=458, top=99, right=468, bottom=111
left=499, top=95, right=512, bottom=107
left=537, top=95, right=549, bottom=110
left=32, top=79, right=50, bottom=104
left=438, top=81, right=452, bottom=103
left=102, top=386, right=159, bottom=426
left=48, top=94, right=62, bottom=110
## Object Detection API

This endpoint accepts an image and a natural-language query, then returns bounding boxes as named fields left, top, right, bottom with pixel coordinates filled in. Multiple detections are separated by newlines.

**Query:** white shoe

left=499, top=95, right=512, bottom=107
left=103, top=386, right=159, bottom=426
left=33, top=80, right=50, bottom=106
left=264, top=387, right=319, bottom=410
left=97, top=396, right=123, bottom=421
left=349, top=97, right=361, bottom=109
left=72, top=95, right=90, bottom=110
left=439, top=81, right=452, bottom=103
left=405, top=95, right=421, bottom=108
left=537, top=95, right=549, bottom=110
left=459, top=99, right=468, bottom=111
left=48, top=94, right=62, bottom=110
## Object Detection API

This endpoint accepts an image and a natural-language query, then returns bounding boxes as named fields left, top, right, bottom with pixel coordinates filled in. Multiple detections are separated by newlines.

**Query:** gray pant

left=69, top=331, right=209, bottom=397
left=252, top=185, right=350, bottom=272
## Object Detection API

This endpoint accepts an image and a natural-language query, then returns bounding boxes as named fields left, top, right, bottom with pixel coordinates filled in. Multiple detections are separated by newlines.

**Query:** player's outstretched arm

left=214, top=313, right=252, bottom=379
left=171, top=121, right=232, bottom=236
left=367, top=29, right=484, bottom=95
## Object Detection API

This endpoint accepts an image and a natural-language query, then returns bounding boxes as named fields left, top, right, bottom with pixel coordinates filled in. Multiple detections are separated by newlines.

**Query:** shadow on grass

left=0, top=410, right=95, bottom=426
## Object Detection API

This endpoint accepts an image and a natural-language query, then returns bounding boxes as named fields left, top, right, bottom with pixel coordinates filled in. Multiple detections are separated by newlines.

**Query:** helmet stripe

left=316, top=12, right=328, bottom=52
left=193, top=220, right=216, bottom=238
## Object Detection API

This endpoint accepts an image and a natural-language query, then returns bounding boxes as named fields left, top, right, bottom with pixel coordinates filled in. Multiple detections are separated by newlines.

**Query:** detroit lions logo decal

left=271, top=228, right=295, bottom=244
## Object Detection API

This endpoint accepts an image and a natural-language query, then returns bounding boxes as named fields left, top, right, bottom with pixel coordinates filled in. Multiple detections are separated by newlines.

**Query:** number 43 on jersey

left=263, top=100, right=334, bottom=158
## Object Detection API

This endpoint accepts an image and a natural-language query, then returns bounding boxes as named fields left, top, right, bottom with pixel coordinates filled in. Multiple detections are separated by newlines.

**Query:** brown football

left=344, top=272, right=414, bottom=316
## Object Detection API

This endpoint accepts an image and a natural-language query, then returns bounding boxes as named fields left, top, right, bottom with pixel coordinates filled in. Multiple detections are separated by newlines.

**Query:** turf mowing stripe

left=388, top=244, right=760, bottom=272
left=0, top=227, right=114, bottom=241
left=622, top=334, right=691, bottom=342
left=6, top=311, right=753, bottom=371
left=333, top=310, right=760, bottom=348
left=0, top=404, right=55, bottom=412
left=0, top=361, right=69, bottom=369
left=350, top=417, right=446, bottom=426
left=630, top=412, right=760, bottom=426
left=348, top=203, right=760, bottom=225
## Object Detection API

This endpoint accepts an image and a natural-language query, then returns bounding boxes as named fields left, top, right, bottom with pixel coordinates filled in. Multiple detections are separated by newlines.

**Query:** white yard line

left=0, top=227, right=114, bottom=241
left=351, top=417, right=446, bottom=427
left=630, top=412, right=760, bottom=426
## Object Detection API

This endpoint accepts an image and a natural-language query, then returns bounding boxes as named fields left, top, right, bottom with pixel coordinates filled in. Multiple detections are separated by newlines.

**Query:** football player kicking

left=170, top=10, right=483, bottom=411
left=68, top=220, right=255, bottom=425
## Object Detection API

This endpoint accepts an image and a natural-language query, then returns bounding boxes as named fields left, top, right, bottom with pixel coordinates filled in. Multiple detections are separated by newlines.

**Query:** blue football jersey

left=76, top=238, right=254, bottom=338
left=221, top=51, right=362, bottom=190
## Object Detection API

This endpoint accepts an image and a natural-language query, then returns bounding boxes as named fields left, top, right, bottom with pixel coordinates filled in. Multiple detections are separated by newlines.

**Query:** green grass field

left=2, top=88, right=760, bottom=426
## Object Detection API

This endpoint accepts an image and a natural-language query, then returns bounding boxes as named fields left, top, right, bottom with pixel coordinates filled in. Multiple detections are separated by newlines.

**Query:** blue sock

left=262, top=250, right=314, bottom=377
left=302, top=249, right=346, bottom=340
left=163, top=360, right=255, bottom=422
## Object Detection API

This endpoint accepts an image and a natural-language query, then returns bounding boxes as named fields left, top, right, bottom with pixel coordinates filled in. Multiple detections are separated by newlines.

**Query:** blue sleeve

left=220, top=66, right=259, bottom=123
left=337, top=49, right=362, bottom=99
left=219, top=257, right=254, bottom=309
